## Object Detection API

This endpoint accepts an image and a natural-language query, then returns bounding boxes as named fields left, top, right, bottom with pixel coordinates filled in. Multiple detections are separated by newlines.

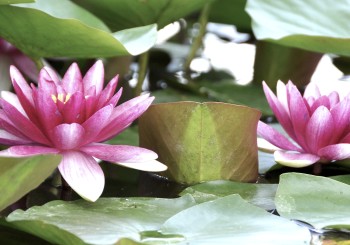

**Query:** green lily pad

left=246, top=0, right=350, bottom=56
left=276, top=173, right=350, bottom=230
left=139, top=102, right=261, bottom=184
left=180, top=180, right=277, bottom=210
left=73, top=0, right=214, bottom=31
left=158, top=194, right=310, bottom=245
left=5, top=194, right=311, bottom=244
left=6, top=195, right=197, bottom=244
left=0, top=0, right=157, bottom=58
left=0, top=155, right=61, bottom=212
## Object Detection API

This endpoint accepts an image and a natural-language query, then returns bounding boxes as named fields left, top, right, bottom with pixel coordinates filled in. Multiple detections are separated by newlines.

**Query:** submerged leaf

left=0, top=155, right=61, bottom=212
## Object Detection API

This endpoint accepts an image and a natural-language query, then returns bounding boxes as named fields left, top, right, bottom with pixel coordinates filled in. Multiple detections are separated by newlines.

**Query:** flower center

left=51, top=93, right=71, bottom=104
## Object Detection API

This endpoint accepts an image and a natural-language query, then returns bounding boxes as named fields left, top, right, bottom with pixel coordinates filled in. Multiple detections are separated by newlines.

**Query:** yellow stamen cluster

left=51, top=93, right=71, bottom=104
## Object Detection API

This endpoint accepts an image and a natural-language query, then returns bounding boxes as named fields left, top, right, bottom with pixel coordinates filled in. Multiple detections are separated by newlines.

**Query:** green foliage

left=73, top=0, right=215, bottom=31
left=0, top=0, right=157, bottom=58
left=246, top=0, right=350, bottom=56
left=139, top=102, right=261, bottom=184
left=0, top=0, right=34, bottom=4
left=0, top=155, right=61, bottom=212
left=3, top=194, right=311, bottom=244
left=276, top=173, right=350, bottom=230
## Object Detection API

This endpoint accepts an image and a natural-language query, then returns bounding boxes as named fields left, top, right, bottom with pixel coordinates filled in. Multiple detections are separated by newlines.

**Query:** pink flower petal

left=318, top=144, right=350, bottom=161
left=0, top=99, right=50, bottom=145
left=58, top=151, right=104, bottom=202
left=310, top=95, right=330, bottom=113
left=257, top=138, right=281, bottom=153
left=83, top=60, right=104, bottom=95
left=306, top=106, right=335, bottom=154
left=0, top=110, right=29, bottom=139
left=330, top=97, right=350, bottom=142
left=276, top=80, right=289, bottom=113
left=62, top=63, right=83, bottom=94
left=328, top=91, right=340, bottom=108
left=274, top=150, right=320, bottom=168
left=52, top=123, right=85, bottom=150
left=38, top=68, right=57, bottom=95
left=96, top=75, right=119, bottom=109
left=32, top=89, right=62, bottom=135
left=42, top=66, right=60, bottom=84
left=116, top=159, right=168, bottom=172
left=80, top=143, right=158, bottom=162
left=81, top=105, right=113, bottom=144
left=262, top=82, right=296, bottom=141
left=341, top=132, right=350, bottom=143
left=60, top=92, right=85, bottom=123
left=286, top=82, right=310, bottom=151
left=1, top=91, right=27, bottom=117
left=303, top=82, right=321, bottom=100
left=257, top=121, right=301, bottom=151
left=108, top=88, right=123, bottom=107
left=0, top=129, right=32, bottom=145
left=0, top=145, right=59, bottom=157
left=10, top=66, right=33, bottom=104
left=96, top=94, right=154, bottom=142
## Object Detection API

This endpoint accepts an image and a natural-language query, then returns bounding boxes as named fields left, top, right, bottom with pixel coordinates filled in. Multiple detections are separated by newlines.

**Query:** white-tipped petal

left=115, top=159, right=168, bottom=172
left=274, top=150, right=320, bottom=168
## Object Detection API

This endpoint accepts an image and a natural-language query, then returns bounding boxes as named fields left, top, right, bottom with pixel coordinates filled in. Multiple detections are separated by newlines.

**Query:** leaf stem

left=135, top=51, right=149, bottom=96
left=184, top=3, right=211, bottom=73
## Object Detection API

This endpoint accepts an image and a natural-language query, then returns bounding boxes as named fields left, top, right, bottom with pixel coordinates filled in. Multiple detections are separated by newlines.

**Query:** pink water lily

left=258, top=80, right=350, bottom=168
left=0, top=38, right=38, bottom=83
left=0, top=60, right=167, bottom=201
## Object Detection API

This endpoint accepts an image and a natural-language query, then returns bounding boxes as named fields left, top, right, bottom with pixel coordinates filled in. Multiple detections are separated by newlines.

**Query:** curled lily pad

left=139, top=102, right=261, bottom=184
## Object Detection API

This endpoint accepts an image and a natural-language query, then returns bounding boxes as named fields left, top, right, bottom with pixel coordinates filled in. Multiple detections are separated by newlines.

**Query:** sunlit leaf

left=5, top=195, right=311, bottom=244
left=158, top=195, right=311, bottom=245
left=246, top=0, right=350, bottom=55
left=139, top=102, right=261, bottom=184
left=0, top=0, right=157, bottom=58
left=276, top=173, right=350, bottom=230
left=6, top=195, right=197, bottom=244
left=0, top=155, right=61, bottom=212
left=73, top=0, right=215, bottom=31
left=180, top=180, right=277, bottom=210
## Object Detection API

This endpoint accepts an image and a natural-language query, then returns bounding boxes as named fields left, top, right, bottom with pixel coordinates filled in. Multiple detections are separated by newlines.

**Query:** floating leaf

left=5, top=195, right=311, bottom=244
left=158, top=195, right=311, bottom=245
left=276, top=173, right=350, bottom=230
left=180, top=180, right=277, bottom=210
left=139, top=102, right=261, bottom=184
left=0, top=155, right=61, bottom=212
left=73, top=0, right=214, bottom=31
left=246, top=0, right=350, bottom=55
left=6, top=195, right=197, bottom=244
left=0, top=0, right=157, bottom=58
